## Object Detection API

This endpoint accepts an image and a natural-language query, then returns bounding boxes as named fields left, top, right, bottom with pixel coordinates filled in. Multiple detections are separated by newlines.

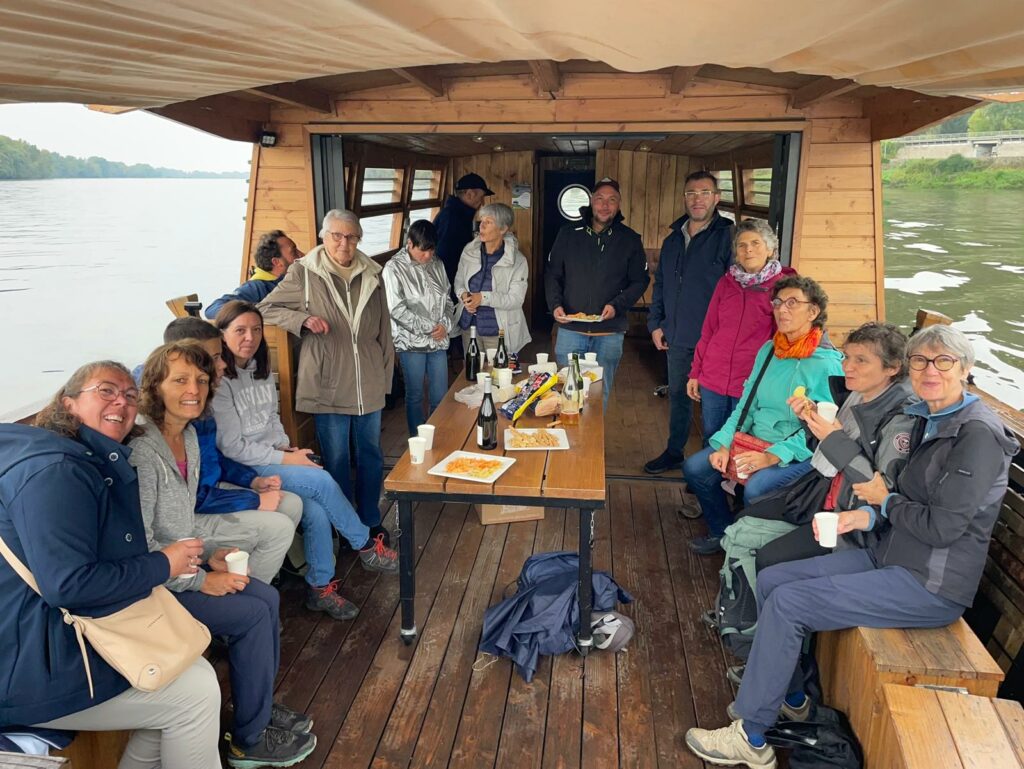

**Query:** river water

left=0, top=180, right=1022, bottom=415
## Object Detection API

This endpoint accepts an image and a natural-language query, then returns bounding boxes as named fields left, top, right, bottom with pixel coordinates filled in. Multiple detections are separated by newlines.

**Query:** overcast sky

left=0, top=103, right=253, bottom=172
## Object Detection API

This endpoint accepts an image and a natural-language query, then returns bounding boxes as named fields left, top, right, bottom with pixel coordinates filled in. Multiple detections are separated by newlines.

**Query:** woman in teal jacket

left=683, top=275, right=844, bottom=553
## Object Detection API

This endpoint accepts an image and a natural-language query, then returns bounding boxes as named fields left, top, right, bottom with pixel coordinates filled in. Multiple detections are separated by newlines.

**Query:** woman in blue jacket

left=0, top=361, right=219, bottom=768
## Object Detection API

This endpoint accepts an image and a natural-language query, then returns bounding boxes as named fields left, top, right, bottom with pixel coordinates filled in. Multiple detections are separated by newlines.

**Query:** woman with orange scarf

left=683, top=276, right=844, bottom=554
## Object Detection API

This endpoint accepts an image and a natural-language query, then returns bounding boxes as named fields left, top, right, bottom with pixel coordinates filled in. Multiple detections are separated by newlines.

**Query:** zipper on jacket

left=346, top=281, right=365, bottom=413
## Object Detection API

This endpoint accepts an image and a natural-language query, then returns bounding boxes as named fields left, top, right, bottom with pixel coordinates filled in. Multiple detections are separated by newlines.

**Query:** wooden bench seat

left=817, top=620, right=1005, bottom=767
left=877, top=683, right=1024, bottom=768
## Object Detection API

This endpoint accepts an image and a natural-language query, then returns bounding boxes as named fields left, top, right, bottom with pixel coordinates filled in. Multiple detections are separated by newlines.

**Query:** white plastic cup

left=584, top=352, right=598, bottom=364
left=417, top=424, right=435, bottom=450
left=581, top=376, right=592, bottom=399
left=536, top=353, right=549, bottom=364
left=815, top=512, right=840, bottom=548
left=409, top=436, right=427, bottom=465
left=817, top=401, right=840, bottom=422
left=496, top=368, right=513, bottom=388
left=486, top=347, right=497, bottom=364
left=225, top=550, right=249, bottom=575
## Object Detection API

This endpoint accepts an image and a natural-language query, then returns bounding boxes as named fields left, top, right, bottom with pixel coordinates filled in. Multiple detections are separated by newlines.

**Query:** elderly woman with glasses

left=454, top=202, right=531, bottom=357
left=686, top=323, right=1020, bottom=769
left=259, top=209, right=395, bottom=542
left=682, top=275, right=844, bottom=554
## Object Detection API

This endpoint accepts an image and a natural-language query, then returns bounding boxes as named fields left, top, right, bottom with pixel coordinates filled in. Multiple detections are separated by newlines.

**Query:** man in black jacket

left=546, top=177, right=649, bottom=403
left=433, top=172, right=494, bottom=291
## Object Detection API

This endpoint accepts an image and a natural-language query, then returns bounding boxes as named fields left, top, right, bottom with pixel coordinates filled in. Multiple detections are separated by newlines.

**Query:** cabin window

left=408, top=206, right=438, bottom=225
left=361, top=168, right=405, bottom=207
left=714, top=171, right=735, bottom=205
left=411, top=169, right=443, bottom=201
left=557, top=184, right=590, bottom=222
left=745, top=168, right=772, bottom=210
left=360, top=212, right=404, bottom=256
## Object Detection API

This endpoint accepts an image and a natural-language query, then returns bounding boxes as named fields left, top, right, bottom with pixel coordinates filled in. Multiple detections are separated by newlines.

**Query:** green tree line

left=0, top=135, right=246, bottom=180
left=920, top=101, right=1024, bottom=135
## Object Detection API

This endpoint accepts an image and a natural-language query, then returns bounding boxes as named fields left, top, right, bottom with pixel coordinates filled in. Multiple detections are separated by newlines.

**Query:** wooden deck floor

left=207, top=334, right=739, bottom=769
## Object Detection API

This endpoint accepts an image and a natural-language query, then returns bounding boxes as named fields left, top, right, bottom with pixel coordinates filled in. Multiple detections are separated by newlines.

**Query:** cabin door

left=536, top=166, right=595, bottom=327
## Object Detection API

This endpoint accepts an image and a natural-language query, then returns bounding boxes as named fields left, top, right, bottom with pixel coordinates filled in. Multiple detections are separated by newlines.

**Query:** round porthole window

left=557, top=184, right=590, bottom=222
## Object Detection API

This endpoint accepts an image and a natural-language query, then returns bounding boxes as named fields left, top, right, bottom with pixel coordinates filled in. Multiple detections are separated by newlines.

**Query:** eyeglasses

left=683, top=190, right=716, bottom=201
left=327, top=232, right=360, bottom=243
left=78, top=383, right=140, bottom=405
left=771, top=297, right=813, bottom=310
left=908, top=354, right=958, bottom=372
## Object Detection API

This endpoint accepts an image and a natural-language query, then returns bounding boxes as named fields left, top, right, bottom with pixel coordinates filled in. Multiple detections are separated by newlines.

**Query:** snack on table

left=444, top=456, right=503, bottom=479
left=500, top=371, right=557, bottom=422
left=583, top=370, right=598, bottom=381
left=507, top=428, right=560, bottom=449
left=534, top=391, right=560, bottom=417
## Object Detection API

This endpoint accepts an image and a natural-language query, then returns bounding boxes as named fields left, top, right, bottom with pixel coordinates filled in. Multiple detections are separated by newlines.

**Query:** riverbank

left=882, top=156, right=1024, bottom=189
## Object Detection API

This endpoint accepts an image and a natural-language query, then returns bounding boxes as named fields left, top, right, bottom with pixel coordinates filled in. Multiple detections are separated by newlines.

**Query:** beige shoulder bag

left=0, top=535, right=211, bottom=696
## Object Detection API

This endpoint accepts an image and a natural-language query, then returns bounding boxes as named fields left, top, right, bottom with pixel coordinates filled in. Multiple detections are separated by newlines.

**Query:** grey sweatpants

left=193, top=489, right=301, bottom=583
left=36, top=658, right=221, bottom=769
left=733, top=548, right=964, bottom=731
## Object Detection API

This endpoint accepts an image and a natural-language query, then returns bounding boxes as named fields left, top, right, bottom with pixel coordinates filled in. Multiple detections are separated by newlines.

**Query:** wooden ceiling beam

left=790, top=77, right=860, bottom=109
left=245, top=81, right=334, bottom=114
left=669, top=65, right=703, bottom=94
left=528, top=60, right=561, bottom=94
left=391, top=67, right=445, bottom=97
left=862, top=91, right=979, bottom=140
left=148, top=100, right=263, bottom=143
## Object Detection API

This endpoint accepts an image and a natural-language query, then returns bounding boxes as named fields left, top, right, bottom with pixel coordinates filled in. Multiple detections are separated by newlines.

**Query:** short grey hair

left=319, top=208, right=362, bottom=239
left=734, top=218, right=779, bottom=259
left=477, top=202, right=514, bottom=232
left=908, top=325, right=975, bottom=370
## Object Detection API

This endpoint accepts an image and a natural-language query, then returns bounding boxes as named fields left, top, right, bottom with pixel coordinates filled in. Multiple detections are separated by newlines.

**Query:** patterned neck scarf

left=729, top=258, right=782, bottom=288
left=772, top=326, right=823, bottom=359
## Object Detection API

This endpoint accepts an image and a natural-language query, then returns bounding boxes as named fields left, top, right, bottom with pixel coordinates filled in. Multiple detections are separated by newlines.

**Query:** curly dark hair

left=253, top=230, right=287, bottom=272
left=139, top=342, right=216, bottom=428
left=772, top=275, right=829, bottom=329
left=35, top=361, right=144, bottom=441
left=215, top=300, right=271, bottom=380
left=845, top=322, right=909, bottom=381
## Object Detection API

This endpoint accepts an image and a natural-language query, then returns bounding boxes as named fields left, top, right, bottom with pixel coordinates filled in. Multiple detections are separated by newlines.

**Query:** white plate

left=427, top=450, right=516, bottom=484
left=566, top=315, right=603, bottom=323
left=557, top=366, right=603, bottom=382
left=504, top=427, right=570, bottom=451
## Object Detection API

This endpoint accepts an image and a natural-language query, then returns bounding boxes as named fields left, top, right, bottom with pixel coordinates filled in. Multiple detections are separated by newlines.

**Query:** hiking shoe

left=271, top=702, right=313, bottom=734
left=727, top=664, right=745, bottom=685
left=689, top=535, right=723, bottom=555
left=644, top=450, right=684, bottom=475
left=305, top=581, right=359, bottom=620
left=727, top=696, right=810, bottom=723
left=225, top=725, right=316, bottom=768
left=359, top=533, right=399, bottom=574
left=685, top=720, right=777, bottom=769
left=369, top=524, right=392, bottom=548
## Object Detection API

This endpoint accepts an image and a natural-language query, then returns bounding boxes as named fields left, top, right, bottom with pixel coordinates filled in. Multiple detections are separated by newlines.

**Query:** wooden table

left=384, top=373, right=606, bottom=652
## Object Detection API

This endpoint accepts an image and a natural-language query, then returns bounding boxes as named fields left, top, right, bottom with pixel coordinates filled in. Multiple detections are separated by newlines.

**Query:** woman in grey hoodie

left=130, top=341, right=315, bottom=768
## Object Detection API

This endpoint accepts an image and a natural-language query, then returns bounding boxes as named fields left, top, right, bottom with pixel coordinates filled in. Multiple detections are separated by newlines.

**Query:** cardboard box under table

left=478, top=502, right=545, bottom=524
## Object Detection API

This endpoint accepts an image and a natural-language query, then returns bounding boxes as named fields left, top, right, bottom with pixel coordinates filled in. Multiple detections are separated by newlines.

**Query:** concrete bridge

left=890, top=131, right=1024, bottom=160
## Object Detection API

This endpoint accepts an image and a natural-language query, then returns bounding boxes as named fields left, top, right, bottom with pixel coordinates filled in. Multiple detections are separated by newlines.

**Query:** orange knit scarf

left=772, top=326, right=823, bottom=359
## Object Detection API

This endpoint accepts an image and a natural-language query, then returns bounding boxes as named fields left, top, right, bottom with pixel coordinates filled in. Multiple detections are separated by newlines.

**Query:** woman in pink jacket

left=687, top=218, right=797, bottom=442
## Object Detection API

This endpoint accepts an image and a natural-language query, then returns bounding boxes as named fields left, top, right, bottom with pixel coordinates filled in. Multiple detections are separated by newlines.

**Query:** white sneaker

left=685, top=720, right=777, bottom=769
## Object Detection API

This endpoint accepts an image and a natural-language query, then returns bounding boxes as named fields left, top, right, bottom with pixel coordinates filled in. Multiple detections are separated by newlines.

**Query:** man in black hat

left=546, top=177, right=649, bottom=403
left=434, top=172, right=494, bottom=292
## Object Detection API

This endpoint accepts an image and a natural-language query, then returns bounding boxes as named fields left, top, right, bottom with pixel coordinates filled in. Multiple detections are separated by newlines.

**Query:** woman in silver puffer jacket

left=381, top=219, right=454, bottom=435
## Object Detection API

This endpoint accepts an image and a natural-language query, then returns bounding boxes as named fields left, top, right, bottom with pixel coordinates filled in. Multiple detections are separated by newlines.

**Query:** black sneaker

left=643, top=450, right=684, bottom=475
left=359, top=533, right=399, bottom=574
left=271, top=702, right=313, bottom=734
left=225, top=725, right=316, bottom=768
left=688, top=535, right=723, bottom=555
left=305, top=581, right=359, bottom=620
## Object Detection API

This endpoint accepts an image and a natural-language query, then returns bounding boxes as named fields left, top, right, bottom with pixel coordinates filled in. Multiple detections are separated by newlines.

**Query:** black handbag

left=765, top=703, right=863, bottom=769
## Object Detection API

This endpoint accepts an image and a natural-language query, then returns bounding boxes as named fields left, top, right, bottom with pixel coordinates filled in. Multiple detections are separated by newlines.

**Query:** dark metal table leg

left=398, top=499, right=417, bottom=644
left=577, top=506, right=595, bottom=656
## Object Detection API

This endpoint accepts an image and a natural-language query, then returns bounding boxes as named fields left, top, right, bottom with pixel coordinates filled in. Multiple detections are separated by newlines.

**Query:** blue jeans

left=666, top=345, right=694, bottom=456
left=682, top=447, right=812, bottom=537
left=698, top=385, right=739, bottom=448
left=315, top=411, right=384, bottom=528
left=398, top=350, right=448, bottom=436
left=555, top=328, right=624, bottom=407
left=175, top=579, right=280, bottom=747
left=734, top=549, right=963, bottom=731
left=254, top=463, right=370, bottom=588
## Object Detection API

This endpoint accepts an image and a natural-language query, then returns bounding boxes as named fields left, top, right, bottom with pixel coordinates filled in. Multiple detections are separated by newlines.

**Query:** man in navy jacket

left=206, top=230, right=302, bottom=319
left=645, top=171, right=733, bottom=474
left=434, top=173, right=493, bottom=292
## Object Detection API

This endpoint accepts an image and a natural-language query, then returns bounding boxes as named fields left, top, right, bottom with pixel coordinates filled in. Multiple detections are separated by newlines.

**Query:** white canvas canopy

left=1, top=0, right=1023, bottom=106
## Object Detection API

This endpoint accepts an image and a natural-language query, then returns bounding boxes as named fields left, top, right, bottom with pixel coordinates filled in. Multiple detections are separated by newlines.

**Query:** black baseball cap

left=455, top=172, right=495, bottom=196
left=593, top=177, right=620, bottom=194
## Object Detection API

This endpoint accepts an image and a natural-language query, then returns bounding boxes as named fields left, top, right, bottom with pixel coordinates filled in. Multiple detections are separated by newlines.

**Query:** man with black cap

left=546, top=177, right=649, bottom=403
left=434, top=172, right=494, bottom=291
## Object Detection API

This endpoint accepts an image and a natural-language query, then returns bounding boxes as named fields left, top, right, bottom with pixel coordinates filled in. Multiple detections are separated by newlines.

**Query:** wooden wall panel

left=595, top=149, right=691, bottom=249
left=450, top=151, right=537, bottom=326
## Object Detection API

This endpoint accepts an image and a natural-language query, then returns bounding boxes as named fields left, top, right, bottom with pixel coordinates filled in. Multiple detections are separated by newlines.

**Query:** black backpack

left=766, top=704, right=863, bottom=769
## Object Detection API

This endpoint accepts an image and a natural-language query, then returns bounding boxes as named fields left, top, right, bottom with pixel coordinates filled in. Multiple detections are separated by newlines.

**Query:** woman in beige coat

left=259, top=209, right=394, bottom=541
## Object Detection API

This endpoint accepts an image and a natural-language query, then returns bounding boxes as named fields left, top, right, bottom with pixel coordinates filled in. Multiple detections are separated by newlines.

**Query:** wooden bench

left=817, top=620, right=1005, bottom=766
left=877, top=683, right=1024, bottom=768
left=52, top=731, right=127, bottom=768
